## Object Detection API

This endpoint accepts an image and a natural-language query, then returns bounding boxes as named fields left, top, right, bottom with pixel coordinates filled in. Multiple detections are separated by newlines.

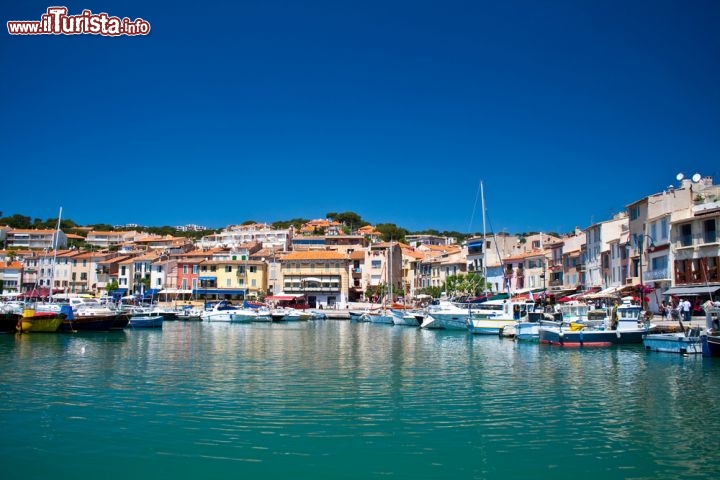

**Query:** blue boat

left=643, top=329, right=704, bottom=354
left=128, top=315, right=164, bottom=329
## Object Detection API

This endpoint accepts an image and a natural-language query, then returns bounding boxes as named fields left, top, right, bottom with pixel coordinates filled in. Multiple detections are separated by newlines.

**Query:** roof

left=8, top=229, right=57, bottom=234
left=282, top=251, right=348, bottom=261
left=349, top=250, right=366, bottom=260
left=0, top=261, right=23, bottom=270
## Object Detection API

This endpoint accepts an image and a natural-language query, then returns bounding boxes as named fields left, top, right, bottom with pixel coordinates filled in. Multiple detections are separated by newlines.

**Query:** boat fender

left=616, top=330, right=621, bottom=339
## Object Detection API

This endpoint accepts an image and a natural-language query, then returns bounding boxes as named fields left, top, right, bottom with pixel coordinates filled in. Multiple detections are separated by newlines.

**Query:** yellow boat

left=17, top=309, right=64, bottom=333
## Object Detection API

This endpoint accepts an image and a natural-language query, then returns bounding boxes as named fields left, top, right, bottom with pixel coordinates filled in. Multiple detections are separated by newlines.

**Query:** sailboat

left=17, top=208, right=67, bottom=333
left=362, top=242, right=395, bottom=324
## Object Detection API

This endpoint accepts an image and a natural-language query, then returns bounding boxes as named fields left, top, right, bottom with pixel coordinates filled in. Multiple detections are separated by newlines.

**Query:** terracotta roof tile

left=283, top=251, right=348, bottom=261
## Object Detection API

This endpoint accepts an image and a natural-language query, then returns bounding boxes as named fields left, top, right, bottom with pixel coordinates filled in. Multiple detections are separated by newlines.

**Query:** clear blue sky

left=2, top=1, right=719, bottom=235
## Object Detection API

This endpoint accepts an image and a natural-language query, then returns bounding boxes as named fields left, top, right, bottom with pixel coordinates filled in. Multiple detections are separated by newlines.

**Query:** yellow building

left=198, top=259, right=268, bottom=300
left=280, top=251, right=350, bottom=308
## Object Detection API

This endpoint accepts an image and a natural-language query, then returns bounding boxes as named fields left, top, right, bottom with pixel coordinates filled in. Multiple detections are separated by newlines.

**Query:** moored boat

left=643, top=329, right=704, bottom=355
left=423, top=300, right=469, bottom=330
left=1, top=312, right=21, bottom=333
left=539, top=303, right=652, bottom=347
left=128, top=314, right=164, bottom=328
left=467, top=299, right=536, bottom=336
left=390, top=309, right=422, bottom=326
left=17, top=306, right=66, bottom=333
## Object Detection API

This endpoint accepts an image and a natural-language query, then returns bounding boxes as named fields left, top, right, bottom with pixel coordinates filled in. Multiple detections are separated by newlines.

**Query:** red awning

left=266, top=295, right=302, bottom=301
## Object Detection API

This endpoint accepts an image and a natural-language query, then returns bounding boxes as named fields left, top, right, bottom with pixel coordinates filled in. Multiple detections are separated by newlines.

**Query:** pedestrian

left=611, top=300, right=619, bottom=330
left=681, top=298, right=692, bottom=323
left=660, top=300, right=667, bottom=320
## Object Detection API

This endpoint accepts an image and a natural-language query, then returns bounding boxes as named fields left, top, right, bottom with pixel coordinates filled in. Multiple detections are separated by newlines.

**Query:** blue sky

left=2, top=1, right=719, bottom=235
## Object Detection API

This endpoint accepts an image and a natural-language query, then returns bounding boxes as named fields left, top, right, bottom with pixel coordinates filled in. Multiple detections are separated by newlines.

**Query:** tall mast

left=481, top=181, right=487, bottom=287
left=50, top=207, right=62, bottom=300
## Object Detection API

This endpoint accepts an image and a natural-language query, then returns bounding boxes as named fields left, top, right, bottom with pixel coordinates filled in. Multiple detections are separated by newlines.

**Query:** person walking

left=681, top=298, right=692, bottom=323
left=660, top=300, right=668, bottom=321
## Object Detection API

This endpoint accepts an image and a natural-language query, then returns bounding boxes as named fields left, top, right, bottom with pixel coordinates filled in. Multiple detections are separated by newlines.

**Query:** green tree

left=106, top=279, right=119, bottom=293
left=375, top=223, right=408, bottom=242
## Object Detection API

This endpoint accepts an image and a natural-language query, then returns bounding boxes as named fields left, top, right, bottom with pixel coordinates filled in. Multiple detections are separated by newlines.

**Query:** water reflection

left=2, top=321, right=720, bottom=479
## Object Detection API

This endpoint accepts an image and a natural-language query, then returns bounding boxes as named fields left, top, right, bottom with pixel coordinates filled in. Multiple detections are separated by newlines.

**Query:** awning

left=143, top=289, right=162, bottom=298
left=159, top=289, right=192, bottom=295
left=662, top=285, right=720, bottom=296
left=583, top=286, right=623, bottom=299
left=266, top=294, right=304, bottom=301
left=302, top=277, right=322, bottom=283
left=193, top=288, right=247, bottom=295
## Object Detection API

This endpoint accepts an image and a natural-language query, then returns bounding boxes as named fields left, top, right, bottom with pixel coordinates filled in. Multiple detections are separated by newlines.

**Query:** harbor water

left=2, top=320, right=720, bottom=480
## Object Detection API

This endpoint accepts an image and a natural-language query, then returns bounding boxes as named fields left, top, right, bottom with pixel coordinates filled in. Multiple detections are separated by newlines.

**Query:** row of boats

left=350, top=297, right=720, bottom=357
left=3, top=296, right=720, bottom=357
left=0, top=298, right=172, bottom=333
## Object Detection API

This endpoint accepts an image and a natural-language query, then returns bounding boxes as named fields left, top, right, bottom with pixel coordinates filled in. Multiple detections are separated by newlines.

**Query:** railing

left=644, top=268, right=669, bottom=281
left=676, top=232, right=719, bottom=248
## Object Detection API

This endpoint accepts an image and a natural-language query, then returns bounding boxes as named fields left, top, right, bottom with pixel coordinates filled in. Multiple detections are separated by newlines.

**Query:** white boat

left=422, top=300, right=470, bottom=330
left=511, top=309, right=561, bottom=341
left=361, top=310, right=394, bottom=324
left=282, top=309, right=312, bottom=321
left=467, top=299, right=535, bottom=335
left=390, top=309, right=422, bottom=326
left=201, top=301, right=247, bottom=322
left=419, top=314, right=441, bottom=329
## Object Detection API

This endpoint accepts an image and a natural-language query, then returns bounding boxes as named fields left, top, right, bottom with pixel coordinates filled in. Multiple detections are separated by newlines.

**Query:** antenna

left=676, top=173, right=684, bottom=181
left=692, top=173, right=701, bottom=183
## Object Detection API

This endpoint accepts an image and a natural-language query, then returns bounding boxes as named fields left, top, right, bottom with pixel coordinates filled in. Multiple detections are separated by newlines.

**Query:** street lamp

left=637, top=233, right=656, bottom=312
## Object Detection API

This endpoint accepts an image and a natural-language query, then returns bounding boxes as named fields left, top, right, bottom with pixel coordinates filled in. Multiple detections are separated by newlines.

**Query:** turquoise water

left=2, top=321, right=720, bottom=480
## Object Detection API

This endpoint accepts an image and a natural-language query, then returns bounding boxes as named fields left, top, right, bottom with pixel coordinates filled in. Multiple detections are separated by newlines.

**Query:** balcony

left=644, top=268, right=670, bottom=281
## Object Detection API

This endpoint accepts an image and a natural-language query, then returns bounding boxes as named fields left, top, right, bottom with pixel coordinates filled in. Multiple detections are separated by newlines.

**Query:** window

left=192, top=265, right=199, bottom=274
left=704, top=219, right=717, bottom=243
left=249, top=266, right=256, bottom=273
left=182, top=279, right=187, bottom=290
left=371, top=260, right=382, bottom=269
left=225, top=266, right=232, bottom=273
left=680, top=223, right=693, bottom=247
left=226, top=279, right=231, bottom=287
left=629, top=205, right=640, bottom=220
left=251, top=279, right=256, bottom=287
left=660, top=218, right=669, bottom=240
left=183, top=265, right=188, bottom=274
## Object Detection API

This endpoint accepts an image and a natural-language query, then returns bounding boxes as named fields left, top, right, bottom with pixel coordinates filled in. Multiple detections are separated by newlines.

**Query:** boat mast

left=388, top=241, right=393, bottom=306
left=481, top=180, right=487, bottom=290
left=50, top=207, right=62, bottom=302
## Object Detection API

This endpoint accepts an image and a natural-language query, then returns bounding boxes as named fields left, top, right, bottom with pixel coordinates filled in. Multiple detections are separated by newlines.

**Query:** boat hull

left=128, top=315, right=164, bottom=328
left=467, top=318, right=516, bottom=335
left=421, top=314, right=467, bottom=330
left=18, top=314, right=64, bottom=333
left=1, top=313, right=21, bottom=333
left=643, top=332, right=703, bottom=354
left=539, top=327, right=647, bottom=347
left=703, top=335, right=720, bottom=357
left=61, top=314, right=118, bottom=332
